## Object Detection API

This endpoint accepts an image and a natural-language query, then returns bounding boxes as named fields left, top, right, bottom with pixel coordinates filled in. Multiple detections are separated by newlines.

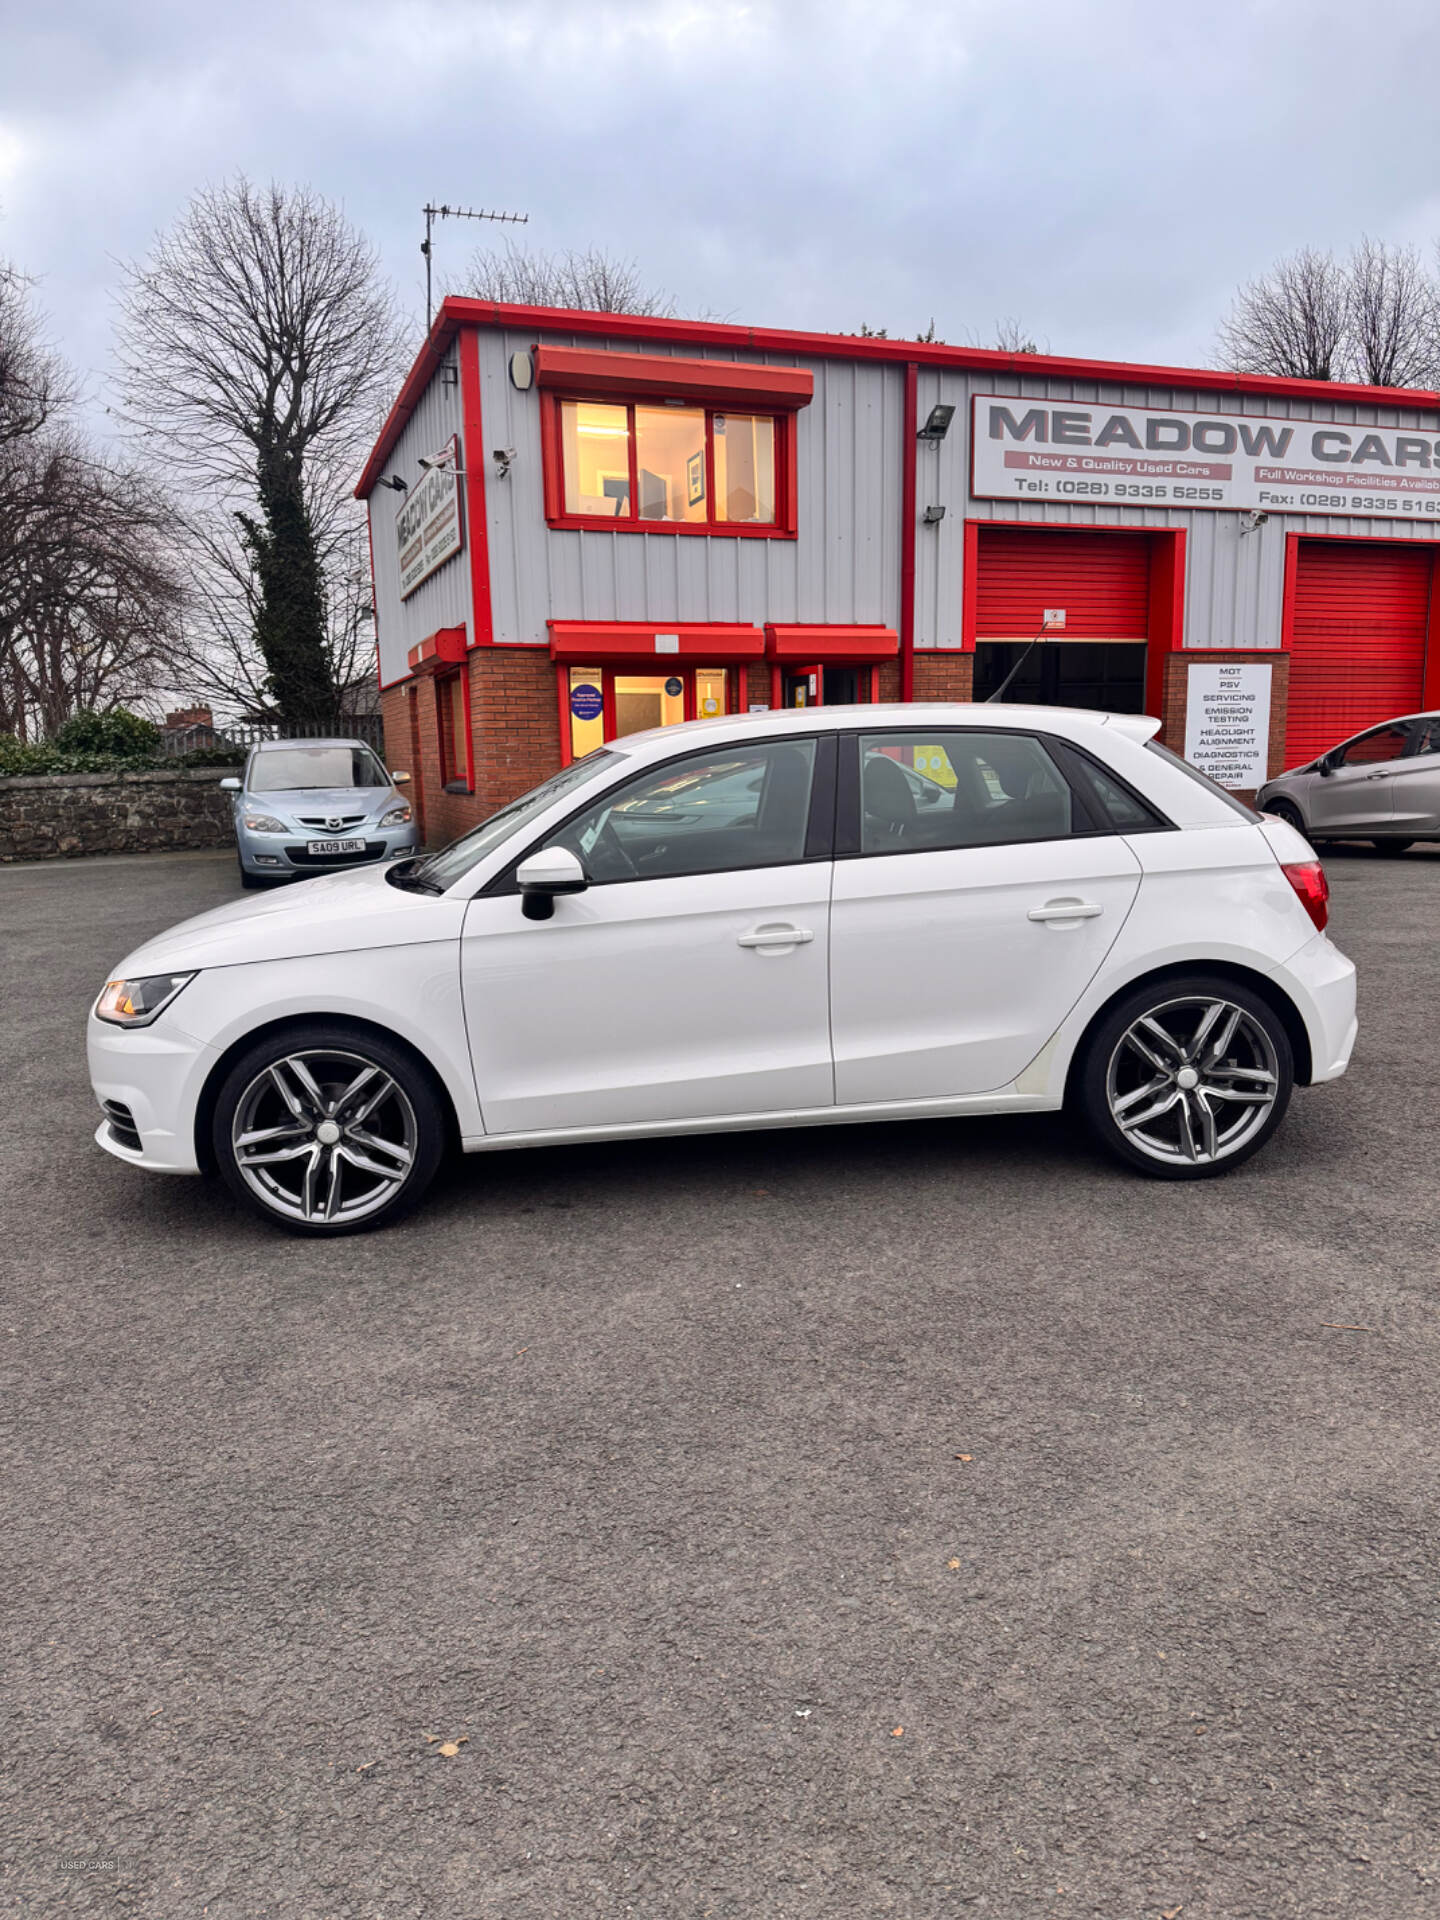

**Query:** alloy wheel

left=230, top=1048, right=418, bottom=1225
left=1105, top=995, right=1280, bottom=1168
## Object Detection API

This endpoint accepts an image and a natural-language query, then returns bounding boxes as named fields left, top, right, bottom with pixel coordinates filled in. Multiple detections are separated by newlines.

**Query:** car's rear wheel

left=1264, top=798, right=1306, bottom=834
left=1371, top=838, right=1414, bottom=855
left=212, top=1025, right=445, bottom=1234
left=1078, top=974, right=1293, bottom=1180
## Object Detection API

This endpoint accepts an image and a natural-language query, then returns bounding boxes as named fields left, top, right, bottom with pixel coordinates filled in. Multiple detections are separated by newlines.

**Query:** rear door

left=828, top=728, right=1146, bottom=1102
left=1393, top=716, right=1440, bottom=834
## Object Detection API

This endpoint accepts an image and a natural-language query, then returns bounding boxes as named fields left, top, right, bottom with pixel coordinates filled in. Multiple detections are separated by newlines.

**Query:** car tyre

left=1264, top=798, right=1306, bottom=835
left=211, top=1024, right=446, bottom=1235
left=1371, top=838, right=1414, bottom=855
left=1077, top=973, right=1294, bottom=1181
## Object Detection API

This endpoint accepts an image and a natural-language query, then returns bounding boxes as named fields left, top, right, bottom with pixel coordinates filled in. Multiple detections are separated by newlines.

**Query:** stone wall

left=0, top=767, right=243, bottom=863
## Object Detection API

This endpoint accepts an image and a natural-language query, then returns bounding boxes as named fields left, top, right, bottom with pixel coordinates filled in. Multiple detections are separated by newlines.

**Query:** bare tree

left=1217, top=247, right=1350, bottom=381
left=991, top=317, right=1042, bottom=354
left=0, top=266, right=183, bottom=739
left=1346, top=237, right=1436, bottom=387
left=115, top=178, right=406, bottom=722
left=461, top=241, right=676, bottom=316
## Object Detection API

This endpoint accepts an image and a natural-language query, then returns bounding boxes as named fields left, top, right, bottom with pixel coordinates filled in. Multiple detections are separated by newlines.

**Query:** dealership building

left=358, top=299, right=1440, bottom=843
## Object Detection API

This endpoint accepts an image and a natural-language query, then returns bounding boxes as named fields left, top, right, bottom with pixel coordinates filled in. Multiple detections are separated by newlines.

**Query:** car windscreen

left=249, top=746, right=390, bottom=792
left=414, top=751, right=622, bottom=891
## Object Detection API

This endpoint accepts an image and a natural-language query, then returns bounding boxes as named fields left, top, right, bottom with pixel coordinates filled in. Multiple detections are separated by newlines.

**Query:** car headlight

left=379, top=805, right=413, bottom=827
left=242, top=812, right=288, bottom=834
left=95, top=973, right=197, bottom=1028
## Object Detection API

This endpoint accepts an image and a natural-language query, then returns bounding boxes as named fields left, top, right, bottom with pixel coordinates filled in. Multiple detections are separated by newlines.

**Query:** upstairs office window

left=558, top=400, right=779, bottom=529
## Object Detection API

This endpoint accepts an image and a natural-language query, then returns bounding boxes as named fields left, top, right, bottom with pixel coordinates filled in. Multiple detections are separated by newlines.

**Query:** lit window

left=713, top=414, right=775, bottom=524
left=561, top=402, right=630, bottom=518
left=558, top=400, right=780, bottom=529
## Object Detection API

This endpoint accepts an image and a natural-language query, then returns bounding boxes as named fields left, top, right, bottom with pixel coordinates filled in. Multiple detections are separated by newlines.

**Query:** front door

left=460, top=734, right=835, bottom=1134
left=830, top=728, right=1143, bottom=1101
left=1308, top=720, right=1410, bottom=832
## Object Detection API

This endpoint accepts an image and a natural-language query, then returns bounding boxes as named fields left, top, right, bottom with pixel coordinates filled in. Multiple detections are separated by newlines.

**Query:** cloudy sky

left=5, top=0, right=1440, bottom=427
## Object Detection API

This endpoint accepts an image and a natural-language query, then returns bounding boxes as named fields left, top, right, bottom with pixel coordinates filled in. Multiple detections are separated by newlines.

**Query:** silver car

left=1258, top=711, right=1440, bottom=854
left=221, top=738, right=419, bottom=887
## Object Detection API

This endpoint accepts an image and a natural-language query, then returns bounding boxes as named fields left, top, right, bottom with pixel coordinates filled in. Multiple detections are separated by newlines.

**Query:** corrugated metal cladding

left=474, top=328, right=905, bottom=646
left=917, top=369, right=1440, bottom=651
left=1287, top=542, right=1432, bottom=763
left=973, top=528, right=1151, bottom=639
left=367, top=369, right=465, bottom=687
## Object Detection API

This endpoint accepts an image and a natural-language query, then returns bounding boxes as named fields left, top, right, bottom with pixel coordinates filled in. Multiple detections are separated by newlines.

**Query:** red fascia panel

left=765, top=624, right=899, bottom=661
left=407, top=625, right=468, bottom=674
left=458, top=331, right=494, bottom=646
left=359, top=298, right=1440, bottom=497
left=548, top=621, right=765, bottom=662
left=535, top=345, right=813, bottom=411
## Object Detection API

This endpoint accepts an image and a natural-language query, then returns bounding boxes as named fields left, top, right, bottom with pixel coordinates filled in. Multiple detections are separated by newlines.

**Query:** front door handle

left=1028, top=899, right=1103, bottom=923
left=737, top=924, right=814, bottom=949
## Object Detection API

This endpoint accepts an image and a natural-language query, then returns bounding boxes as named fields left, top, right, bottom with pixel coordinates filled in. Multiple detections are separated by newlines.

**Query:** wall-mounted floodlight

left=922, top=504, right=947, bottom=523
left=379, top=475, right=408, bottom=492
left=918, top=403, right=955, bottom=441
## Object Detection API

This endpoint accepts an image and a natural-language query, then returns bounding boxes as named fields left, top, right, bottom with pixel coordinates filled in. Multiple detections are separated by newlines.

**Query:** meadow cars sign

left=397, top=440, right=464, bottom=599
left=972, top=396, right=1440, bottom=522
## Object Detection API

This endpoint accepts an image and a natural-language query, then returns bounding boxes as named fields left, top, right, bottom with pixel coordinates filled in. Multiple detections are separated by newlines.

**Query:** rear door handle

left=1028, top=900, right=1103, bottom=923
left=737, top=925, right=814, bottom=949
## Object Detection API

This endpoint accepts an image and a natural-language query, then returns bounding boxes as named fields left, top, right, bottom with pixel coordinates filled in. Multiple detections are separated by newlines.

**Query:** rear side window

left=1406, top=717, right=1440, bottom=757
left=1058, top=750, right=1168, bottom=834
left=1145, top=740, right=1259, bottom=820
left=857, top=731, right=1077, bottom=852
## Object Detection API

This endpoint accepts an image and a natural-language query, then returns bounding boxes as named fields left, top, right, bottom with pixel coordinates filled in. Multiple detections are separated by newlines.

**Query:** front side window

left=416, top=753, right=622, bottom=892
left=858, top=731, right=1077, bottom=853
left=546, top=738, right=818, bottom=883
left=249, top=745, right=389, bottom=792
left=1336, top=722, right=1410, bottom=766
left=558, top=399, right=780, bottom=528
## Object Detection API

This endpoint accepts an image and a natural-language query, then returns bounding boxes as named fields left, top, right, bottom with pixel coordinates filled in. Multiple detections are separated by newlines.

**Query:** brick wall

left=912, top=654, right=973, bottom=702
left=1160, top=650, right=1291, bottom=799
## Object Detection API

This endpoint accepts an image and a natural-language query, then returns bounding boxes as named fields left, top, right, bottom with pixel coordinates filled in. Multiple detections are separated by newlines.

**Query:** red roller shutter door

left=975, top=527, right=1152, bottom=639
left=1287, top=542, right=1432, bottom=766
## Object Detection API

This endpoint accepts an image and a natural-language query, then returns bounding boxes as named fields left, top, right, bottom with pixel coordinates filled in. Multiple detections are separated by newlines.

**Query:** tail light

left=1283, top=860, right=1329, bottom=933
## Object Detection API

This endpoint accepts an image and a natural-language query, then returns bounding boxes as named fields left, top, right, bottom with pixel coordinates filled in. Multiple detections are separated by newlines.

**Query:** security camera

left=492, top=447, right=517, bottom=478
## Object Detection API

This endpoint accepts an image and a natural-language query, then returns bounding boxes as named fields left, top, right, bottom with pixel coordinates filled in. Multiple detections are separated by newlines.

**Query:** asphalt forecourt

left=4, top=845, right=1439, bottom=1917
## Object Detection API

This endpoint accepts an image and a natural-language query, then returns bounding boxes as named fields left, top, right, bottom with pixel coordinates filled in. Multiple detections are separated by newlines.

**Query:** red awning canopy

left=534, top=345, right=813, bottom=412
left=407, top=625, right=468, bottom=674
left=548, top=621, right=765, bottom=663
left=764, top=624, right=899, bottom=661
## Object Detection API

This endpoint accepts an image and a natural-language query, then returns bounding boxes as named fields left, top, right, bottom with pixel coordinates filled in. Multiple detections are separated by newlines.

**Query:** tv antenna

left=423, top=202, right=528, bottom=329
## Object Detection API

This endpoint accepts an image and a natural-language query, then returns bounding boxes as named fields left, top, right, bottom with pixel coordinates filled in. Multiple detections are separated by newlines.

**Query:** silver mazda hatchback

left=222, top=738, right=419, bottom=887
left=1257, top=711, right=1440, bottom=852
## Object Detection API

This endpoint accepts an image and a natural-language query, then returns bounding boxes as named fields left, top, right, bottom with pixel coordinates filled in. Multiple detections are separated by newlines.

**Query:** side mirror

left=391, top=770, right=411, bottom=785
left=219, top=777, right=241, bottom=791
left=516, top=845, right=588, bottom=921
left=1317, top=753, right=1338, bottom=777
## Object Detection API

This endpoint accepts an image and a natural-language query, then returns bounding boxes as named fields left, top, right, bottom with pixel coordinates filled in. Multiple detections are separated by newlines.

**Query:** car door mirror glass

left=516, top=845, right=588, bottom=920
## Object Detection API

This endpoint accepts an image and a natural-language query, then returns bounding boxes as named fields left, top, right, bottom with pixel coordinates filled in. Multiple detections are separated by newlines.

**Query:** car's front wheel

left=1077, top=974, right=1294, bottom=1179
left=212, top=1025, right=445, bottom=1234
left=1263, top=797, right=1306, bottom=835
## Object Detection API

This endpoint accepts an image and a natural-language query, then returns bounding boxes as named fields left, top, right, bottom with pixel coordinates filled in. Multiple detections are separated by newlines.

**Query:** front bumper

left=88, top=1009, right=214, bottom=1173
left=237, top=824, right=420, bottom=878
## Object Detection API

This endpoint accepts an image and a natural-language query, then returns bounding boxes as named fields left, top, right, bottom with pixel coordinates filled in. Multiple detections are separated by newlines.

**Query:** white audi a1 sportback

left=88, top=704, right=1357, bottom=1236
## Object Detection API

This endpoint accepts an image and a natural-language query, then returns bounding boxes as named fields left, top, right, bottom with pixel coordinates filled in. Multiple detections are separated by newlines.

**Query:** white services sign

left=972, top=395, right=1440, bottom=522
left=1184, top=661, right=1272, bottom=790
left=397, top=441, right=464, bottom=600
